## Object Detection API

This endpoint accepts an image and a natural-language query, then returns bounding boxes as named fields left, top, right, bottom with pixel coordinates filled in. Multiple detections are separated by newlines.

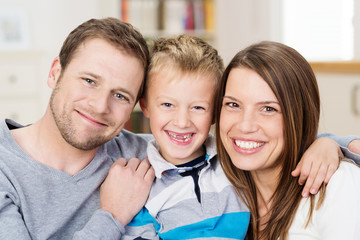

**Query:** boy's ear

left=47, top=57, right=62, bottom=89
left=139, top=97, right=150, bottom=118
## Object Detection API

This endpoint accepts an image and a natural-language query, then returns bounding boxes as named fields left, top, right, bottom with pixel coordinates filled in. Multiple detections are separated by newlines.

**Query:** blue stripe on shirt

left=130, top=209, right=250, bottom=239
left=128, top=208, right=161, bottom=232
left=158, top=211, right=250, bottom=239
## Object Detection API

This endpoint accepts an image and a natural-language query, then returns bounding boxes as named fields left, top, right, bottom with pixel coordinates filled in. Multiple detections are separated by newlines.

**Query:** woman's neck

left=251, top=166, right=282, bottom=230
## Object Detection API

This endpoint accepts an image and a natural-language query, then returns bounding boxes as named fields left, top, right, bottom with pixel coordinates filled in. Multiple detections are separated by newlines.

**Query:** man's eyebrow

left=80, top=71, right=102, bottom=80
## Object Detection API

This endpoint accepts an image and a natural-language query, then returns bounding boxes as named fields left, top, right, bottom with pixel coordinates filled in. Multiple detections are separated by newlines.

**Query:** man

left=0, top=18, right=154, bottom=239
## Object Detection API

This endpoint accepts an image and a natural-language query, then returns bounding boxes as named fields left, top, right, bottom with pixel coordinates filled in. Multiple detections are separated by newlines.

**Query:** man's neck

left=10, top=114, right=98, bottom=176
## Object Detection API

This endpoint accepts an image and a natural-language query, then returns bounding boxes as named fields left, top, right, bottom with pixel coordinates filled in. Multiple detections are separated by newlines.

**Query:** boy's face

left=141, top=70, right=216, bottom=165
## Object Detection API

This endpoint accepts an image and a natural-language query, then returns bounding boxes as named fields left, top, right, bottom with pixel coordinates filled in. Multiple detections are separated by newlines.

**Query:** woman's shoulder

left=288, top=160, right=360, bottom=239
left=327, top=159, right=360, bottom=191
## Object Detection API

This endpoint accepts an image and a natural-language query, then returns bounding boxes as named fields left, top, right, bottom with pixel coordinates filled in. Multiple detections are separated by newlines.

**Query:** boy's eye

left=162, top=103, right=173, bottom=108
left=193, top=106, right=205, bottom=111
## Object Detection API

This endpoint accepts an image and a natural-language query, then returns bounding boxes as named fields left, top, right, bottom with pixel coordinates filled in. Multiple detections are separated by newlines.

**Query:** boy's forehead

left=149, top=67, right=216, bottom=84
left=146, top=69, right=217, bottom=100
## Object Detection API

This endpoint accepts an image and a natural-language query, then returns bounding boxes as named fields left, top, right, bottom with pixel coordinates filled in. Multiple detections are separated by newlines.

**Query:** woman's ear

left=47, top=57, right=62, bottom=89
left=139, top=97, right=149, bottom=118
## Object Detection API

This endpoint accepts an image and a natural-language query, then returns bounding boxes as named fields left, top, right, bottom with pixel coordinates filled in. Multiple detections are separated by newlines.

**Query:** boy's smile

left=166, top=131, right=193, bottom=144
left=141, top=69, right=216, bottom=165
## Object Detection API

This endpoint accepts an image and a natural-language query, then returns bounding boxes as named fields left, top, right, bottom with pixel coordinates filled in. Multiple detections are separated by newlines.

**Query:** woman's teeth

left=235, top=140, right=264, bottom=149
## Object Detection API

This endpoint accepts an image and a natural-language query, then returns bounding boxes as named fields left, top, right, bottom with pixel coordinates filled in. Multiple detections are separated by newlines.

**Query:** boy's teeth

left=168, top=132, right=192, bottom=142
left=235, top=140, right=264, bottom=149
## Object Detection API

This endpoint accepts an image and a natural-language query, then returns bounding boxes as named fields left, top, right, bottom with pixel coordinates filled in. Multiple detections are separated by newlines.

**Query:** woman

left=215, top=41, right=360, bottom=239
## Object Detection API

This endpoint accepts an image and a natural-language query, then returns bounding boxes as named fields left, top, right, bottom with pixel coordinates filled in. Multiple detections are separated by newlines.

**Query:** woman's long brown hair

left=215, top=41, right=324, bottom=239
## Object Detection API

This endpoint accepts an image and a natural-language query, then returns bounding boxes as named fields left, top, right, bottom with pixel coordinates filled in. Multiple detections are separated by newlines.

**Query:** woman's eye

left=225, top=102, right=239, bottom=108
left=263, top=106, right=277, bottom=112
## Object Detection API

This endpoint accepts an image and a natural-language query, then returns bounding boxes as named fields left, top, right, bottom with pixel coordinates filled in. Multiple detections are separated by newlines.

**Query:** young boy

left=121, top=34, right=360, bottom=239
left=122, top=34, right=250, bottom=239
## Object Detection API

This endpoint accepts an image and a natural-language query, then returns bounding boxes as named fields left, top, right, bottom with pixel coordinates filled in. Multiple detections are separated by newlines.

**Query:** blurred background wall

left=0, top=0, right=359, bottom=135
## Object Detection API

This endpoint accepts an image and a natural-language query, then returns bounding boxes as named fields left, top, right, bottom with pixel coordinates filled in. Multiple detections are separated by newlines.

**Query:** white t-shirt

left=288, top=160, right=360, bottom=239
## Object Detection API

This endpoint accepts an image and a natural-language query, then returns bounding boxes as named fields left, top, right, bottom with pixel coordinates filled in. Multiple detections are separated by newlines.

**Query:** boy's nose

left=173, top=110, right=191, bottom=128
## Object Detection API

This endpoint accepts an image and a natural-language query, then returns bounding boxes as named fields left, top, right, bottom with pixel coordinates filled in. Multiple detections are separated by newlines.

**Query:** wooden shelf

left=310, top=61, right=360, bottom=74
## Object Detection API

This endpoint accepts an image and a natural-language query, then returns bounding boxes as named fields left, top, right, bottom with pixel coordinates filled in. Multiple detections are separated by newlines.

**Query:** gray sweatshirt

left=0, top=119, right=148, bottom=240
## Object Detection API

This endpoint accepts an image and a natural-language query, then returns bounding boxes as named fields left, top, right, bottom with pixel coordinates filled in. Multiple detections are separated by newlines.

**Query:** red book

left=185, top=1, right=195, bottom=30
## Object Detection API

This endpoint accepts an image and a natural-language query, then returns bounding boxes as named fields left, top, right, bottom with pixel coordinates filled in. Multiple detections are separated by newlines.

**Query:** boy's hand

left=291, top=137, right=341, bottom=198
left=348, top=139, right=360, bottom=155
left=100, top=158, right=155, bottom=226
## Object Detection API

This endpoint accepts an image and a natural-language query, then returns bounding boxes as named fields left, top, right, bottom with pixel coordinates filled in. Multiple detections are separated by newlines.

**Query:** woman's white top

left=288, top=160, right=360, bottom=239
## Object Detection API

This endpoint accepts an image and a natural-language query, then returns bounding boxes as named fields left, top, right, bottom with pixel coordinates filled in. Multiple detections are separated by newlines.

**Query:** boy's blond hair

left=145, top=34, right=224, bottom=97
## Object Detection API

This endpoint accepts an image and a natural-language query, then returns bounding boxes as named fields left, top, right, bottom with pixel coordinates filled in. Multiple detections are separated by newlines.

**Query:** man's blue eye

left=115, top=93, right=125, bottom=99
left=85, top=78, right=95, bottom=84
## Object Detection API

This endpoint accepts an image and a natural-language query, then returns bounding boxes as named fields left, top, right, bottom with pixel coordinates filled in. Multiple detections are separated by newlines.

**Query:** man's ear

left=47, top=57, right=62, bottom=89
left=139, top=97, right=149, bottom=118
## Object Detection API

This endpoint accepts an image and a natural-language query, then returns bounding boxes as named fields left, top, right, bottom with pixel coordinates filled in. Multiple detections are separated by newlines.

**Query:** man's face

left=49, top=38, right=144, bottom=150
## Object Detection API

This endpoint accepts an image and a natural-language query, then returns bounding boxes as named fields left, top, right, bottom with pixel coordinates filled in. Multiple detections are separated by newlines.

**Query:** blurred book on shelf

left=124, top=111, right=151, bottom=133
left=120, top=0, right=214, bottom=39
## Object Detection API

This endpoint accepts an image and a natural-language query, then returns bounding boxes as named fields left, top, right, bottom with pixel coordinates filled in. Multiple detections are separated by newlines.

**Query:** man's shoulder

left=117, top=129, right=153, bottom=144
left=0, top=119, right=17, bottom=152
left=105, top=130, right=153, bottom=160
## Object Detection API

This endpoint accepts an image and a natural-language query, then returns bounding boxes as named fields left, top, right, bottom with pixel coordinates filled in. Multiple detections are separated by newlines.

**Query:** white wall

left=215, top=0, right=281, bottom=65
left=355, top=0, right=360, bottom=59
left=0, top=0, right=358, bottom=135
left=215, top=0, right=360, bottom=136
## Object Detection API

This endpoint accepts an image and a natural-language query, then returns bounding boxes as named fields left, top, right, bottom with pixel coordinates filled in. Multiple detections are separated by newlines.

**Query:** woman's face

left=219, top=67, right=284, bottom=174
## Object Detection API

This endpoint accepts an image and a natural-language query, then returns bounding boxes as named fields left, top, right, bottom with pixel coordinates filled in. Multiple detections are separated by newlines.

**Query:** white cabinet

left=0, top=0, right=107, bottom=125
left=317, top=73, right=360, bottom=135
left=0, top=51, right=45, bottom=125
